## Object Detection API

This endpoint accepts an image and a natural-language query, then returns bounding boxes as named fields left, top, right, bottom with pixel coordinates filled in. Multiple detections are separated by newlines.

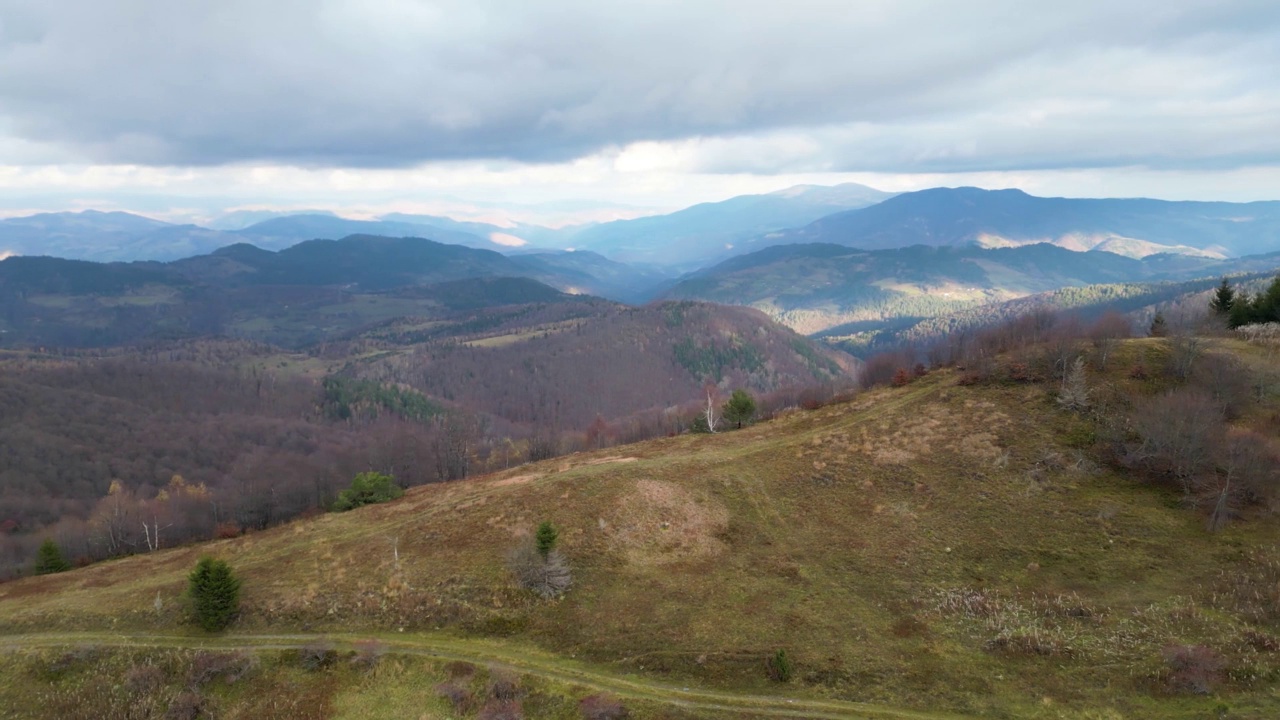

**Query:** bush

left=891, top=368, right=911, bottom=387
left=164, top=691, right=205, bottom=720
left=508, top=539, right=572, bottom=599
left=1162, top=644, right=1224, bottom=695
left=124, top=663, right=166, bottom=694
left=188, top=651, right=254, bottom=686
left=188, top=557, right=241, bottom=632
left=298, top=640, right=337, bottom=671
left=352, top=639, right=387, bottom=670
left=436, top=681, right=476, bottom=714
left=333, top=471, right=403, bottom=511
left=580, top=693, right=629, bottom=719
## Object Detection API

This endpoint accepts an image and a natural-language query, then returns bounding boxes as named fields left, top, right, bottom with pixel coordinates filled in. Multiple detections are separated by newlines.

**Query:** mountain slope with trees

left=758, top=187, right=1280, bottom=258
left=1, top=328, right=1277, bottom=719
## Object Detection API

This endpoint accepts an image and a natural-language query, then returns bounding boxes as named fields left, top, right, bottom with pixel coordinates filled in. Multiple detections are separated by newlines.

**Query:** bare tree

left=702, top=384, right=721, bottom=434
left=1089, top=312, right=1131, bottom=370
left=1131, top=389, right=1224, bottom=494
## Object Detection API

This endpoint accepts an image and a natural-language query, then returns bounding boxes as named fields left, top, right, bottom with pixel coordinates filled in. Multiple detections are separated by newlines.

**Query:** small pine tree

left=768, top=649, right=792, bottom=682
left=535, top=521, right=558, bottom=557
left=722, top=389, right=757, bottom=429
left=1209, top=277, right=1236, bottom=316
left=34, top=539, right=70, bottom=575
left=333, top=471, right=403, bottom=511
left=1149, top=310, right=1168, bottom=337
left=189, top=557, right=241, bottom=632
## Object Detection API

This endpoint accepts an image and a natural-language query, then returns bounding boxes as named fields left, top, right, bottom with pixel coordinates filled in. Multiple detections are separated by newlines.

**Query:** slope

left=3, top=338, right=1278, bottom=719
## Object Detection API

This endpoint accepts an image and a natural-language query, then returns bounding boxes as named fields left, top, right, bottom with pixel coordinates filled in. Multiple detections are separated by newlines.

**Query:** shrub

left=508, top=539, right=572, bottom=599
left=333, top=471, right=403, bottom=511
left=436, top=682, right=476, bottom=714
left=164, top=691, right=205, bottom=720
left=298, top=640, right=337, bottom=671
left=33, top=538, right=71, bottom=575
left=124, top=663, right=165, bottom=694
left=352, top=639, right=387, bottom=670
left=1162, top=644, right=1224, bottom=695
left=188, top=557, right=241, bottom=632
left=188, top=651, right=254, bottom=686
left=766, top=649, right=792, bottom=682
left=579, top=693, right=629, bottom=720
left=488, top=669, right=523, bottom=701
left=477, top=699, right=523, bottom=720
left=891, top=368, right=911, bottom=387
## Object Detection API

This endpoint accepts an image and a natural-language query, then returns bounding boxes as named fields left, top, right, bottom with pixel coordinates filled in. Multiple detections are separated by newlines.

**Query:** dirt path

left=0, top=631, right=965, bottom=720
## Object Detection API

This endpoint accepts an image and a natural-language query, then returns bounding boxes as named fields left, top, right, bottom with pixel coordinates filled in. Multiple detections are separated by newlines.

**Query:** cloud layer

left=2, top=0, right=1278, bottom=174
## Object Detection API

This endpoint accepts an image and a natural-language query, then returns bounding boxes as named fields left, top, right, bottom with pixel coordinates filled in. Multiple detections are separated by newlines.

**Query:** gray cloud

left=0, top=0, right=1278, bottom=173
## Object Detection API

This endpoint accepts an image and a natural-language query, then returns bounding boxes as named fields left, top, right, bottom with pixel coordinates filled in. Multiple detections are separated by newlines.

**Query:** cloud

left=0, top=0, right=1277, bottom=176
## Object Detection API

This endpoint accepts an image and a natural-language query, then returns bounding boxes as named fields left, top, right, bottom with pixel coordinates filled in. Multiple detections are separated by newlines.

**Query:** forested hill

left=0, top=236, right=669, bottom=347
left=756, top=186, right=1280, bottom=258
left=664, top=241, right=1280, bottom=334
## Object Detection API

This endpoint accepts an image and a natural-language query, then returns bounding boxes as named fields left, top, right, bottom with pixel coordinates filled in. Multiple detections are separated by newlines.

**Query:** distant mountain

left=505, top=250, right=673, bottom=303
left=0, top=210, right=236, bottom=262
left=232, top=214, right=514, bottom=252
left=206, top=209, right=337, bottom=230
left=761, top=187, right=1280, bottom=259
left=0, top=234, right=671, bottom=346
left=0, top=210, right=551, bottom=261
left=664, top=241, right=1280, bottom=334
left=565, top=182, right=894, bottom=269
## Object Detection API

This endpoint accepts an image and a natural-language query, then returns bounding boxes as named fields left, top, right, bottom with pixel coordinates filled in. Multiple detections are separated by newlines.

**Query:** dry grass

left=1, top=339, right=1279, bottom=718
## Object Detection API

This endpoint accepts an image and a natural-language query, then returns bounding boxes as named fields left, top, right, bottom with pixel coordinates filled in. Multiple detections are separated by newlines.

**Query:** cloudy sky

left=1, top=0, right=1278, bottom=224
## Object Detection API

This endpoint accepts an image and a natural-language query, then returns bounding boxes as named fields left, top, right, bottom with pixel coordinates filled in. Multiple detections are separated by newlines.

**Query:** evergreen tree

left=188, top=557, right=241, bottom=632
left=1260, top=276, right=1280, bottom=322
left=535, top=521, right=558, bottom=557
left=333, top=471, right=402, bottom=511
left=1209, top=277, right=1236, bottom=316
left=1228, top=292, right=1255, bottom=329
left=722, top=389, right=757, bottom=429
left=1149, top=310, right=1168, bottom=337
left=33, top=539, right=70, bottom=575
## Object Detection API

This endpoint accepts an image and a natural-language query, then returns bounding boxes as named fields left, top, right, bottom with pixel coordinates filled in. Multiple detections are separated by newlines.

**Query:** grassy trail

left=0, top=631, right=966, bottom=720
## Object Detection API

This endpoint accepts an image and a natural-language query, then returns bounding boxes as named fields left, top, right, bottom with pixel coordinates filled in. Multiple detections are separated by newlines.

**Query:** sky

left=1, top=0, right=1279, bottom=225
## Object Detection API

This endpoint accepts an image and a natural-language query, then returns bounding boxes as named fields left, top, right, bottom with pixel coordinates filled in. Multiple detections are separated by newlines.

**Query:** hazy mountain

left=504, top=250, right=673, bottom=303
left=0, top=234, right=674, bottom=346
left=206, top=208, right=337, bottom=230
left=565, top=182, right=894, bottom=269
left=0, top=210, right=237, bottom=262
left=663, top=241, right=1280, bottom=334
left=231, top=214, right=515, bottom=252
left=760, top=187, right=1280, bottom=259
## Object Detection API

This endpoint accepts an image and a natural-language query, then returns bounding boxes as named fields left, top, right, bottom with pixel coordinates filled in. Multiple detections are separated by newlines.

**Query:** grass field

left=2, top=338, right=1278, bottom=718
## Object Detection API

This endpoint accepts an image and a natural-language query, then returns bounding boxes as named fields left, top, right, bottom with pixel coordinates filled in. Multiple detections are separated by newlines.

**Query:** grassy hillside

left=2, top=338, right=1277, bottom=718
